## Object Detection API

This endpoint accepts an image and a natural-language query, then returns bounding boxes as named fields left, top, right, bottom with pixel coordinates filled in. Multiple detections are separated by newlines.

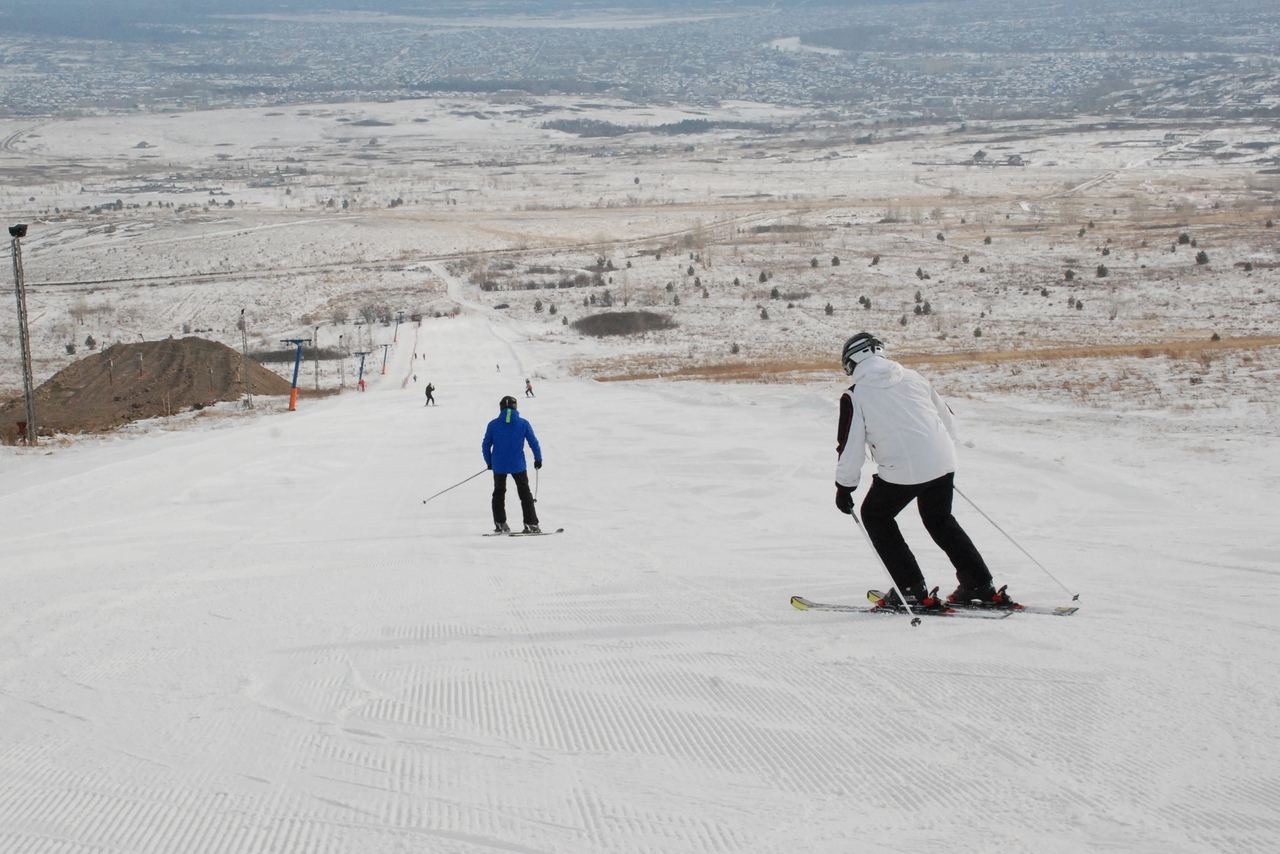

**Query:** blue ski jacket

left=482, top=407, right=542, bottom=474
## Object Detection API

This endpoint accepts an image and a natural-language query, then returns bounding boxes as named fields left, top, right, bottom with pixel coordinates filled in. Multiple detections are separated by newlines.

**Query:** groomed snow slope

left=1, top=311, right=1278, bottom=853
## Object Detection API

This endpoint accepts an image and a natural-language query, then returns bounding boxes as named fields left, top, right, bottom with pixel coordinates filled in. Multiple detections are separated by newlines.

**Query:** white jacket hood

left=850, top=355, right=906, bottom=388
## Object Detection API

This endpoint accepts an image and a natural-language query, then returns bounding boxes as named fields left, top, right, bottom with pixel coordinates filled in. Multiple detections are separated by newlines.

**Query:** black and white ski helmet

left=840, top=332, right=884, bottom=375
left=500, top=395, right=518, bottom=410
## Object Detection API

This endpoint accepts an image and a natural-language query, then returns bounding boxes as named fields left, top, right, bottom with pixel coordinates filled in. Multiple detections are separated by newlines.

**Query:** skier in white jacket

left=834, top=333, right=1012, bottom=610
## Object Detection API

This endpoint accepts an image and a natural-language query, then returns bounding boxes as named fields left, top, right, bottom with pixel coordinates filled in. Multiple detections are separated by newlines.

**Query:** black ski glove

left=835, top=483, right=856, bottom=515
left=534, top=459, right=542, bottom=470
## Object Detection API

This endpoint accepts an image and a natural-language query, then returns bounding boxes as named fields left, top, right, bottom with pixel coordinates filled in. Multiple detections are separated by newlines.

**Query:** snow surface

left=2, top=302, right=1279, bottom=853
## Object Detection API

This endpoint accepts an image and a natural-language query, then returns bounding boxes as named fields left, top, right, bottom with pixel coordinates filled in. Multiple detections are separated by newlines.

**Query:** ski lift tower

left=281, top=338, right=310, bottom=411
left=380, top=343, right=390, bottom=375
left=354, top=350, right=371, bottom=391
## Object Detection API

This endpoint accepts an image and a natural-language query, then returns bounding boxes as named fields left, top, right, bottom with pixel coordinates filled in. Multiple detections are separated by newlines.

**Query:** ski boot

left=947, top=583, right=1018, bottom=609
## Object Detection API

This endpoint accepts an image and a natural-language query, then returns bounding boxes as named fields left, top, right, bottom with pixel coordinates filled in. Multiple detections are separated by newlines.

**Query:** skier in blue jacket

left=482, top=395, right=542, bottom=533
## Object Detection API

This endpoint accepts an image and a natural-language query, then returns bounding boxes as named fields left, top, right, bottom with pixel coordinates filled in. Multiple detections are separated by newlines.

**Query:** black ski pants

left=858, top=472, right=991, bottom=596
left=492, top=470, right=538, bottom=527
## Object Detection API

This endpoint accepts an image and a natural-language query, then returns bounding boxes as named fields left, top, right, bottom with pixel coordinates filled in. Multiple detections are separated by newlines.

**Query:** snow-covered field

left=2, top=95, right=1280, bottom=852
left=2, top=303, right=1280, bottom=853
left=3, top=97, right=1279, bottom=395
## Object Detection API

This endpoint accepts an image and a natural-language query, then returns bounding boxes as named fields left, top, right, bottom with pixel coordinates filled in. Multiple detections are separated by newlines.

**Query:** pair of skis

left=791, top=590, right=1078, bottom=625
left=483, top=527, right=564, bottom=538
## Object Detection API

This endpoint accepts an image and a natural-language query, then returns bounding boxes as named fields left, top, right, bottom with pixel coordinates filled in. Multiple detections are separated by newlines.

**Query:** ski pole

left=534, top=467, right=539, bottom=502
left=421, top=468, right=488, bottom=505
left=850, top=511, right=923, bottom=628
left=954, top=484, right=1079, bottom=601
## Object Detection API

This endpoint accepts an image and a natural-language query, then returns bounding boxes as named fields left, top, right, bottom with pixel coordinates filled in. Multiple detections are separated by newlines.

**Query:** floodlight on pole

left=9, top=224, right=37, bottom=445
left=240, top=309, right=254, bottom=410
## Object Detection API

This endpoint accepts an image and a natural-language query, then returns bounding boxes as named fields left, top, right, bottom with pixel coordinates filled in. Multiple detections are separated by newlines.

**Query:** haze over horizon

left=2, top=0, right=1277, bottom=119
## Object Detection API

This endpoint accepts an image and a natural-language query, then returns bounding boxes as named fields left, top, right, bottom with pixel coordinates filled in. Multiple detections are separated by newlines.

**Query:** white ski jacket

left=835, top=355, right=958, bottom=490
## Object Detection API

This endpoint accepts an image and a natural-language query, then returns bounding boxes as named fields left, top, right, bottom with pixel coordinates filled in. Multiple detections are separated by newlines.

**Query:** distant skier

left=833, top=332, right=1011, bottom=611
left=482, top=395, right=542, bottom=534
left=424, top=382, right=436, bottom=406
left=524, top=378, right=535, bottom=398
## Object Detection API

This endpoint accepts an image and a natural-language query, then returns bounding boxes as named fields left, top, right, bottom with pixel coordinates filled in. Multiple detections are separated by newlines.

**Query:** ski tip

left=790, top=596, right=814, bottom=610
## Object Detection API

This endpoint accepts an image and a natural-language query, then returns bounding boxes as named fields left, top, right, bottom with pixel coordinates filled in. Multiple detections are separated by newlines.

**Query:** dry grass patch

left=901, top=336, right=1280, bottom=369
left=588, top=336, right=1280, bottom=383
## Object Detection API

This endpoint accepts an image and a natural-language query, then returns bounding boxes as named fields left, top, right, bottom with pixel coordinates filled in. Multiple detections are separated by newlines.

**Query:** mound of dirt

left=1, top=337, right=293, bottom=443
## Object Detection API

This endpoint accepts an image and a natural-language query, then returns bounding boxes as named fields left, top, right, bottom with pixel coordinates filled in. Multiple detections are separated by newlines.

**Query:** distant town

left=1, top=0, right=1277, bottom=120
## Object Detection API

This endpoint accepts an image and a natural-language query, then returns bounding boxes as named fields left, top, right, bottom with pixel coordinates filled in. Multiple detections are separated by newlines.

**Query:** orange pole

left=288, top=388, right=298, bottom=411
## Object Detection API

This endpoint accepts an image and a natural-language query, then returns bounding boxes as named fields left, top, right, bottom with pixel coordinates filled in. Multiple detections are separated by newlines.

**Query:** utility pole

left=8, top=224, right=36, bottom=445
left=380, top=342, right=390, bottom=375
left=240, top=309, right=254, bottom=409
left=394, top=310, right=403, bottom=343
left=313, top=325, right=321, bottom=390
left=281, top=338, right=310, bottom=411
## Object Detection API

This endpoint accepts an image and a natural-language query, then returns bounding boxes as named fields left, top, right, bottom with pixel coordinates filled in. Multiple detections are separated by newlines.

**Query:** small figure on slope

left=482, top=395, right=543, bottom=534
left=424, top=382, right=436, bottom=406
left=524, top=378, right=535, bottom=398
left=833, top=332, right=1012, bottom=611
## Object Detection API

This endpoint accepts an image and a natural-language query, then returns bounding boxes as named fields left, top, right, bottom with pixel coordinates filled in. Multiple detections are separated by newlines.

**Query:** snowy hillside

left=3, top=99, right=1279, bottom=401
left=2, top=305, right=1278, bottom=853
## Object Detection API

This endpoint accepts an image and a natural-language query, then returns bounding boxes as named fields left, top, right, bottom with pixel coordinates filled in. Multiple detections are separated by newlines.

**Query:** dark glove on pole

left=534, top=459, right=542, bottom=470
left=835, top=483, right=856, bottom=515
